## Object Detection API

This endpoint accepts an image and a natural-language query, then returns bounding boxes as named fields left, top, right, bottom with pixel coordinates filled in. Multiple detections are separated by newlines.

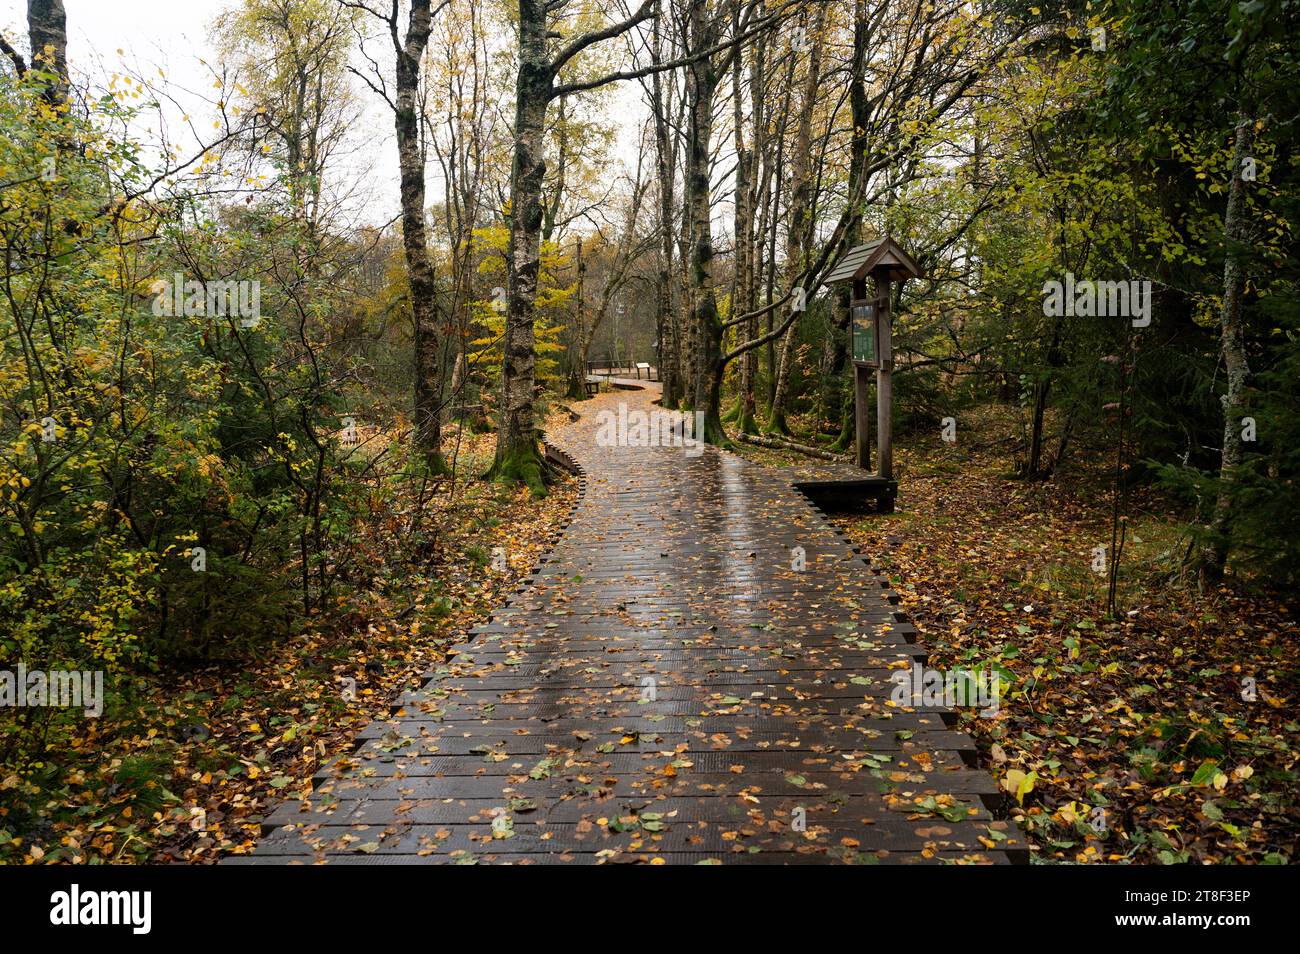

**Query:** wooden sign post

left=823, top=237, right=923, bottom=511
left=875, top=278, right=894, bottom=481
left=850, top=279, right=873, bottom=470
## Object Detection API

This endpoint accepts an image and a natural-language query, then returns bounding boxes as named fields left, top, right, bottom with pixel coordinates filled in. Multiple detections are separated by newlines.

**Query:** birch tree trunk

left=490, top=0, right=551, bottom=493
left=685, top=0, right=726, bottom=443
left=393, top=0, right=445, bottom=473
left=27, top=0, right=68, bottom=104
left=739, top=22, right=770, bottom=435
left=767, top=6, right=824, bottom=434
left=651, top=8, right=684, bottom=408
left=1199, top=116, right=1256, bottom=579
left=491, top=0, right=654, bottom=488
left=565, top=237, right=588, bottom=399
left=825, top=0, right=868, bottom=449
left=730, top=11, right=757, bottom=433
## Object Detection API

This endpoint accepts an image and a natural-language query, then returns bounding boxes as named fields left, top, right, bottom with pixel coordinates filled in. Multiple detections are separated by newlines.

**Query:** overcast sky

left=1, top=0, right=646, bottom=231
left=53, top=0, right=400, bottom=225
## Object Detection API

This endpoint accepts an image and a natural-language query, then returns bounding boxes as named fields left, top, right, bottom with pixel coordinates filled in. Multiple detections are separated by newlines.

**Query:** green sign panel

left=852, top=301, right=876, bottom=364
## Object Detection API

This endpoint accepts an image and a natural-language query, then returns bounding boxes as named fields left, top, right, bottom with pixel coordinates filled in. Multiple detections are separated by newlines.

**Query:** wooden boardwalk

left=236, top=381, right=1017, bottom=864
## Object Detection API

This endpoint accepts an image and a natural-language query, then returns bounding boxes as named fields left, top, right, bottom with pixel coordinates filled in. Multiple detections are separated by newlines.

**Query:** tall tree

left=681, top=0, right=730, bottom=443
left=644, top=0, right=686, bottom=407
left=347, top=0, right=449, bottom=473
left=1201, top=116, right=1255, bottom=577
left=427, top=0, right=503, bottom=421
left=215, top=0, right=358, bottom=235
left=27, top=0, right=67, bottom=103
left=489, top=0, right=656, bottom=492
left=675, top=0, right=780, bottom=441
left=766, top=2, right=825, bottom=435
left=0, top=0, right=68, bottom=104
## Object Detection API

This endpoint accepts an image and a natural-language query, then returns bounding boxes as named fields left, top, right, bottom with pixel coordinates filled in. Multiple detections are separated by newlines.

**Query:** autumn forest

left=0, top=0, right=1297, bottom=888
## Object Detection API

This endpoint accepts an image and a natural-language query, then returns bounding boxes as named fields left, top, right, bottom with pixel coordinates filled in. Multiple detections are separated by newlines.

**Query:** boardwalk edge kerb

left=709, top=426, right=1027, bottom=861
left=784, top=454, right=1028, bottom=862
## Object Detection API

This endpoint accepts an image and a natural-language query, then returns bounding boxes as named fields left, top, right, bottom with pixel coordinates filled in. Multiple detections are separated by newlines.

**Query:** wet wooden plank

left=234, top=380, right=1009, bottom=865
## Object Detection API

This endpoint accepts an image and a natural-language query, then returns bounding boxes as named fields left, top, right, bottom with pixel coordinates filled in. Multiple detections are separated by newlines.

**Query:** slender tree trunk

left=749, top=116, right=774, bottom=426
left=491, top=2, right=551, bottom=493
left=823, top=0, right=867, bottom=444
left=1026, top=312, right=1063, bottom=479
left=685, top=0, right=726, bottom=443
left=443, top=227, right=475, bottom=418
left=566, top=237, right=589, bottom=399
left=768, top=7, right=823, bottom=435
left=1027, top=375, right=1051, bottom=478
left=393, top=0, right=445, bottom=473
left=679, top=160, right=698, bottom=408
left=730, top=30, right=755, bottom=432
left=449, top=349, right=468, bottom=410
left=1200, top=116, right=1256, bottom=578
left=764, top=120, right=784, bottom=409
left=650, top=11, right=683, bottom=408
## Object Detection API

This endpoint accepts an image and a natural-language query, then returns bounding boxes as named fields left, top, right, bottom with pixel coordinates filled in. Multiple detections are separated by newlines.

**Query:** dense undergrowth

left=0, top=424, right=575, bottom=864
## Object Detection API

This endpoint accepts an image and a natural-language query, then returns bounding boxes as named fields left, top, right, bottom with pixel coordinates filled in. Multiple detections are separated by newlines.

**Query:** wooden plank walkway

left=235, top=381, right=1018, bottom=864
